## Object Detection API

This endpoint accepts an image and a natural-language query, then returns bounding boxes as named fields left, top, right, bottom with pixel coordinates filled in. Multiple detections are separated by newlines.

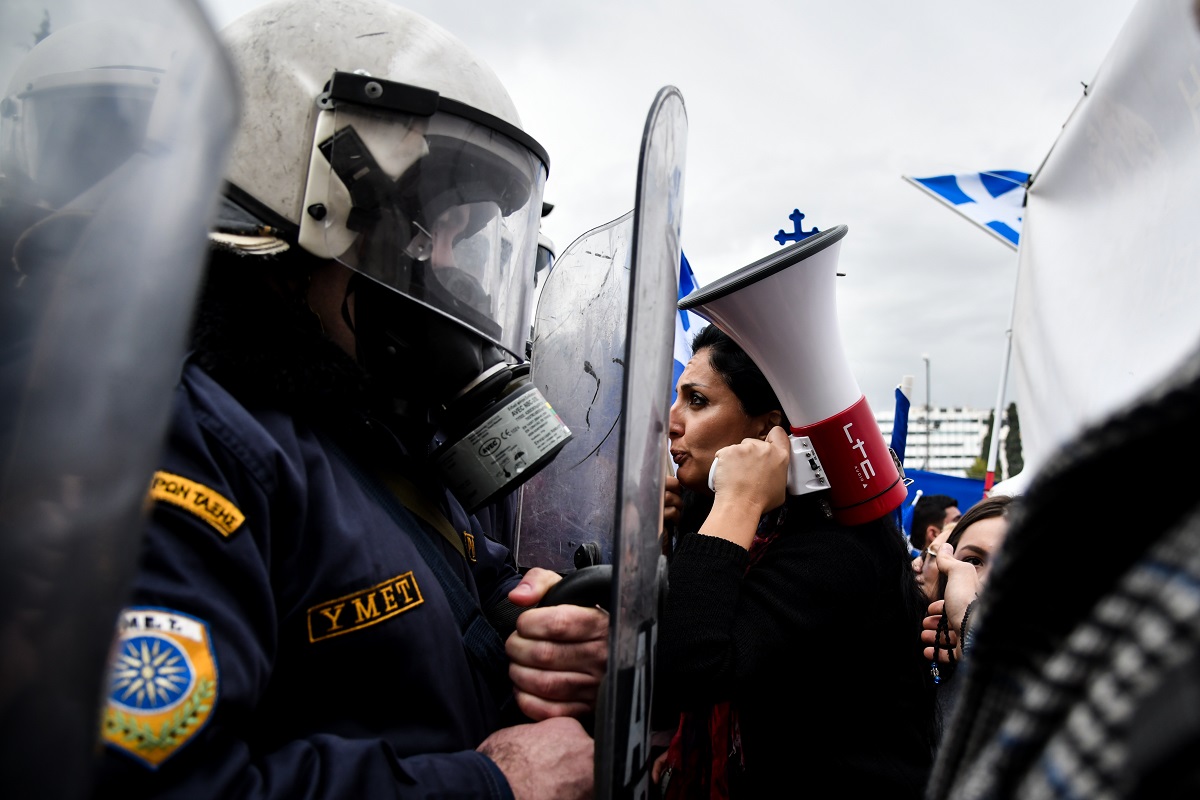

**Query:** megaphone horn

left=679, top=225, right=907, bottom=525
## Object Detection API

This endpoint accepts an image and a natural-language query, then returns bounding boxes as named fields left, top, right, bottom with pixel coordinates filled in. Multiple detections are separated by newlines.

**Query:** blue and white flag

left=672, top=252, right=705, bottom=404
left=903, top=170, right=1030, bottom=250
left=890, top=383, right=911, bottom=466
left=890, top=379, right=913, bottom=538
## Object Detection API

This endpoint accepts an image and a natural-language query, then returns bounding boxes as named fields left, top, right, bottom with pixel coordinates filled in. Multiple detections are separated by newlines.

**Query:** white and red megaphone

left=679, top=225, right=907, bottom=525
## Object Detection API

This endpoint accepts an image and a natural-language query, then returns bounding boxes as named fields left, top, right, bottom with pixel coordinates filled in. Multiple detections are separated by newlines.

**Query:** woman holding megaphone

left=652, top=324, right=936, bottom=799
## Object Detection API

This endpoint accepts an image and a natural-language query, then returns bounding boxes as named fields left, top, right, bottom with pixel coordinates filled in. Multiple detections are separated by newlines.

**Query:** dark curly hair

left=689, top=324, right=790, bottom=429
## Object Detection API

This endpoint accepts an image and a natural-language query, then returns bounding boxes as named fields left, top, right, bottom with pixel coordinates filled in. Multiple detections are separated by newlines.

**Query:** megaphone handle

left=707, top=435, right=828, bottom=496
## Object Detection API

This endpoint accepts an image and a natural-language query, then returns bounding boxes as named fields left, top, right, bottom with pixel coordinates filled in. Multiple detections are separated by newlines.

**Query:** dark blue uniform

left=95, top=362, right=523, bottom=798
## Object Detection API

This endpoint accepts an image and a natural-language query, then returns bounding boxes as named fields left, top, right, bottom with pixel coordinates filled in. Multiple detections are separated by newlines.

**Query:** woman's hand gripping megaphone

left=708, top=428, right=830, bottom=498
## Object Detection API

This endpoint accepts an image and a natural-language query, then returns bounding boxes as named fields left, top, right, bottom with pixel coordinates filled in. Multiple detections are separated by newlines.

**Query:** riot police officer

left=85, top=1, right=606, bottom=797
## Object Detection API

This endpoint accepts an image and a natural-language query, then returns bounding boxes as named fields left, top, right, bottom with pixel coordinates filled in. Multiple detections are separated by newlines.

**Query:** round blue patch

left=108, top=633, right=196, bottom=713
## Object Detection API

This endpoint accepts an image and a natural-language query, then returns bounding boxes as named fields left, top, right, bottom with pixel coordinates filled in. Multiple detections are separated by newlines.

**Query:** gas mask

left=298, top=72, right=571, bottom=511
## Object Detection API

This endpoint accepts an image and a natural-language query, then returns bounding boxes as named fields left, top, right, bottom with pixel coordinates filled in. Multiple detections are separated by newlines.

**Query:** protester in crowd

left=651, top=324, right=935, bottom=798
left=909, top=493, right=962, bottom=554
left=923, top=542, right=986, bottom=664
left=913, top=523, right=956, bottom=602
left=86, top=1, right=606, bottom=797
left=938, top=496, right=1012, bottom=597
left=919, top=494, right=1014, bottom=740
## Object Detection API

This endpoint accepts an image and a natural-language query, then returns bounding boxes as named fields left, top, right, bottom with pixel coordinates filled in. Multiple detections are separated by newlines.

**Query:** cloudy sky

left=197, top=0, right=1137, bottom=414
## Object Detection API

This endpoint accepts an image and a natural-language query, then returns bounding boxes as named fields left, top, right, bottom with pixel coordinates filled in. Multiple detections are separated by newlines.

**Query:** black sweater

left=656, top=497, right=935, bottom=798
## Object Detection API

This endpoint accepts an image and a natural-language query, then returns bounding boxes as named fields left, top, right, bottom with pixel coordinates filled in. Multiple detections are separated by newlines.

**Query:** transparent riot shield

left=600, top=84, right=686, bottom=800
left=517, top=211, right=635, bottom=573
left=0, top=2, right=237, bottom=796
left=518, top=86, right=687, bottom=800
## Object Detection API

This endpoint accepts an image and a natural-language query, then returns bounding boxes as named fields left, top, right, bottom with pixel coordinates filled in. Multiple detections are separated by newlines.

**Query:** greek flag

left=890, top=379, right=913, bottom=540
left=672, top=252, right=705, bottom=404
left=903, top=171, right=1030, bottom=250
left=890, top=383, right=911, bottom=465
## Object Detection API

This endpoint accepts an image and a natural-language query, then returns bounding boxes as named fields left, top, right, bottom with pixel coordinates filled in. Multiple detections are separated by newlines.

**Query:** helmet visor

left=3, top=69, right=159, bottom=210
left=304, top=101, right=546, bottom=358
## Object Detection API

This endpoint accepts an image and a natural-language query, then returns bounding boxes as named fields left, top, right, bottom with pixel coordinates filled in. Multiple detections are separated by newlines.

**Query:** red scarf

left=660, top=507, right=784, bottom=800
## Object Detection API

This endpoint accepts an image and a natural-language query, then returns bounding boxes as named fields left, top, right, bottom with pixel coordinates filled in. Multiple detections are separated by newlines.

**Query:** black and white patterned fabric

left=927, top=336, right=1200, bottom=800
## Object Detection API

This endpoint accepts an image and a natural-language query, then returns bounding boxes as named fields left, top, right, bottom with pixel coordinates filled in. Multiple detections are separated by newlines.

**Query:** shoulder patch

left=102, top=608, right=218, bottom=769
left=149, top=470, right=245, bottom=537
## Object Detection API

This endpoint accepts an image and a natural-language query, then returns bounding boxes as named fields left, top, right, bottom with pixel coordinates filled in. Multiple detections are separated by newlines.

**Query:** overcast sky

left=197, top=0, right=1137, bottom=415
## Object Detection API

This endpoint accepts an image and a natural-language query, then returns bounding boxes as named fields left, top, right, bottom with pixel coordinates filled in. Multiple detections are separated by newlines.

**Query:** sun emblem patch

left=101, top=607, right=218, bottom=769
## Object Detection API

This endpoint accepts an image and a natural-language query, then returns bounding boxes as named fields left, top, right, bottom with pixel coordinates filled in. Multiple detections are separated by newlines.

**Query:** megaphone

left=679, top=225, right=907, bottom=526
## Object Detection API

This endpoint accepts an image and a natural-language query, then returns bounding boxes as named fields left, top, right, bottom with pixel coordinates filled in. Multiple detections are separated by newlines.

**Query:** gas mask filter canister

left=353, top=278, right=571, bottom=513
left=431, top=359, right=571, bottom=512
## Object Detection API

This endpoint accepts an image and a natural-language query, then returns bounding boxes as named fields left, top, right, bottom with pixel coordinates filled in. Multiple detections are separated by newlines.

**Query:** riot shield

left=600, top=84, right=686, bottom=800
left=519, top=86, right=687, bottom=800
left=517, top=211, right=635, bottom=572
left=0, top=2, right=237, bottom=797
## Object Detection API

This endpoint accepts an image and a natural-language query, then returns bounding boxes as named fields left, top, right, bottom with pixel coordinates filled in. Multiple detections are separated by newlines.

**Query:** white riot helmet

left=218, top=0, right=546, bottom=358
left=1, top=20, right=173, bottom=214
left=216, top=0, right=569, bottom=511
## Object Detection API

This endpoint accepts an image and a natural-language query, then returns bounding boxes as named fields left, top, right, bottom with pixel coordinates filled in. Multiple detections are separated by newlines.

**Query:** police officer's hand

left=506, top=568, right=608, bottom=720
left=478, top=716, right=594, bottom=800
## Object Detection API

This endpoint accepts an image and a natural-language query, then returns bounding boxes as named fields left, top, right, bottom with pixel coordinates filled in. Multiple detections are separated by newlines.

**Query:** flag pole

left=983, top=268, right=1019, bottom=496
left=900, top=170, right=1028, bottom=494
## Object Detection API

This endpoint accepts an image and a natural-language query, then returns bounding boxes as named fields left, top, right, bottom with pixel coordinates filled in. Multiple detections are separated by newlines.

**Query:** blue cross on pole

left=775, top=209, right=819, bottom=245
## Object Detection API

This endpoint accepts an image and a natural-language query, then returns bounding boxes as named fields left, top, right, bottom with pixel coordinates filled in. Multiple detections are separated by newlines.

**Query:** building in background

left=876, top=406, right=1012, bottom=478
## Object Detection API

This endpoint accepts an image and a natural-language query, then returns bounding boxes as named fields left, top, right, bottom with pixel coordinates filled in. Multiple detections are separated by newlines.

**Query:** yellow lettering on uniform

left=353, top=594, right=380, bottom=622
left=148, top=471, right=245, bottom=538
left=395, top=576, right=416, bottom=604
left=319, top=604, right=346, bottom=631
left=380, top=585, right=398, bottom=612
left=306, top=571, right=425, bottom=643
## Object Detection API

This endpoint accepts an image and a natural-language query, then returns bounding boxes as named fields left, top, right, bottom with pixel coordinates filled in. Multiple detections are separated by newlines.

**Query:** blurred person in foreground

left=928, top=205, right=1200, bottom=800
left=927, top=331, right=1200, bottom=799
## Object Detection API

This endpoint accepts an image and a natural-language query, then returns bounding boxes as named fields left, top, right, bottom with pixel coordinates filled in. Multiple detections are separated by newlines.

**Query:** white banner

left=1011, top=0, right=1200, bottom=477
